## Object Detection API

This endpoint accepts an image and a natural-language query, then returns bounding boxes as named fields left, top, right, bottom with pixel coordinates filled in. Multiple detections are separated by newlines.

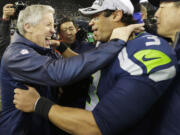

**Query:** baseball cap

left=149, top=0, right=180, bottom=7
left=79, top=0, right=134, bottom=16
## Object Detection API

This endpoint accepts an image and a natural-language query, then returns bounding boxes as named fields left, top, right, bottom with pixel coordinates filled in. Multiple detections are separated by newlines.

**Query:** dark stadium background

left=0, top=0, right=95, bottom=18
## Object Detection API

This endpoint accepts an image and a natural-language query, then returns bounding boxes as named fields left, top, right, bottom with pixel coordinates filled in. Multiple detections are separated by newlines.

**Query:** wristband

left=35, top=97, right=54, bottom=119
left=57, top=42, right=68, bottom=54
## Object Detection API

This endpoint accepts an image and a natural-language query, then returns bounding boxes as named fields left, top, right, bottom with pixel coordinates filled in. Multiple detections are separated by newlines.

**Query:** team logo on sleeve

left=134, top=49, right=171, bottom=73
left=142, top=55, right=161, bottom=61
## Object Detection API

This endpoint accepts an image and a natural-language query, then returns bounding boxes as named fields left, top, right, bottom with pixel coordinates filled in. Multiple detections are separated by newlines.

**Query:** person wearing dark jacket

left=147, top=0, right=180, bottom=135
left=0, top=3, right=15, bottom=111
left=0, top=20, right=10, bottom=63
left=55, top=16, right=95, bottom=109
left=0, top=4, right=15, bottom=64
left=0, top=4, right=132, bottom=135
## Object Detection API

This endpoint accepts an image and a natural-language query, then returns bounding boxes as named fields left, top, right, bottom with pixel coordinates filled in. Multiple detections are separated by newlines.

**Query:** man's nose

left=89, top=19, right=94, bottom=26
left=154, top=9, right=160, bottom=19
left=51, top=27, right=56, bottom=34
left=66, top=29, right=72, bottom=35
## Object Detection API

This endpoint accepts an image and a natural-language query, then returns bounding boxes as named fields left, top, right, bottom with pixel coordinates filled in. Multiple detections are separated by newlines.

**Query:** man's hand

left=49, top=39, right=60, bottom=46
left=110, top=23, right=145, bottom=42
left=13, top=86, right=40, bottom=112
left=2, top=4, right=15, bottom=20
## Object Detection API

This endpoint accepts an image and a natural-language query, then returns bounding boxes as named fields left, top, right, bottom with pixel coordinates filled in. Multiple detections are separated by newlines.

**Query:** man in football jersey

left=13, top=0, right=177, bottom=135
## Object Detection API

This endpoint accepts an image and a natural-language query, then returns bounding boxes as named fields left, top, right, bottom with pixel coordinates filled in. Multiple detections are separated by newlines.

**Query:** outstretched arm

left=49, top=105, right=101, bottom=135
left=7, top=23, right=144, bottom=86
left=13, top=86, right=101, bottom=135
left=49, top=39, right=78, bottom=57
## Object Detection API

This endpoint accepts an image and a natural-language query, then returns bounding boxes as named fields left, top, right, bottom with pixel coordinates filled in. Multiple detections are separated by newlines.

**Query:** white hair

left=17, top=5, right=55, bottom=35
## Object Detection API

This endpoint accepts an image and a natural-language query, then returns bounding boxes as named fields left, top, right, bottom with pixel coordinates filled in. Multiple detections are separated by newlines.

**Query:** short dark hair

left=103, top=10, right=137, bottom=25
left=57, top=16, right=76, bottom=34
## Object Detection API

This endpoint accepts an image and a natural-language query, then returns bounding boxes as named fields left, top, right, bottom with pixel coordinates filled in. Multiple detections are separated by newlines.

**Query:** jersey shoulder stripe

left=117, top=33, right=177, bottom=82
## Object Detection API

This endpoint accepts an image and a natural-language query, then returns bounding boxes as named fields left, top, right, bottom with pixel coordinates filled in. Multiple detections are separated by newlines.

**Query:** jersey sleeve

left=92, top=34, right=178, bottom=135
left=92, top=77, right=169, bottom=135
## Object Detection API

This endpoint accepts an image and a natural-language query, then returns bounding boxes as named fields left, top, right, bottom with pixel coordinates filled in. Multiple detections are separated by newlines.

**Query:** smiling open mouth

left=45, top=37, right=52, bottom=45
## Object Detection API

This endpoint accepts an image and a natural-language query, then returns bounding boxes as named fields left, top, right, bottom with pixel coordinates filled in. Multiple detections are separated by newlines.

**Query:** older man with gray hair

left=0, top=4, right=143, bottom=135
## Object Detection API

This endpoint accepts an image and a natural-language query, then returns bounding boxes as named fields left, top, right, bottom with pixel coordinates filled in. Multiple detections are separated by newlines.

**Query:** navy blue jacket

left=0, top=32, right=125, bottom=135
left=69, top=40, right=95, bottom=53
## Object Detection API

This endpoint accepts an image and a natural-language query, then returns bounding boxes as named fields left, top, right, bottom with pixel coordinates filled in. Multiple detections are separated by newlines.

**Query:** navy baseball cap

left=149, top=0, right=180, bottom=7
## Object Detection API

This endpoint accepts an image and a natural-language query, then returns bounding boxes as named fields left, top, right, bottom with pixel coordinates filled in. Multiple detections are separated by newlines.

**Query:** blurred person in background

left=0, top=3, right=15, bottom=111
left=56, top=16, right=94, bottom=53
left=147, top=0, right=180, bottom=135
left=132, top=0, right=157, bottom=35
left=0, top=4, right=15, bottom=65
left=55, top=16, right=95, bottom=109
left=140, top=3, right=148, bottom=20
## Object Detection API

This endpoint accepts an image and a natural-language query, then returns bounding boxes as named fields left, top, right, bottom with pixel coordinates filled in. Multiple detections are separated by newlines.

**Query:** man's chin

left=158, top=31, right=167, bottom=38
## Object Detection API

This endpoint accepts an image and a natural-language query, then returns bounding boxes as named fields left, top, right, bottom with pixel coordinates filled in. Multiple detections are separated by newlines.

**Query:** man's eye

left=47, top=23, right=52, bottom=26
left=62, top=29, right=67, bottom=32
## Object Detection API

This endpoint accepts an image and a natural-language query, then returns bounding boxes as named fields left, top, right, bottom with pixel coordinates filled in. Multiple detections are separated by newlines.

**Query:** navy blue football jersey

left=87, top=32, right=177, bottom=135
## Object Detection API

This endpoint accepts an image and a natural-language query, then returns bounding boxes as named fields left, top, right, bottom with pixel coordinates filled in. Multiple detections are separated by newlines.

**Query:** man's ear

left=24, top=23, right=33, bottom=33
left=141, top=13, right=147, bottom=20
left=59, top=32, right=64, bottom=40
left=112, top=10, right=123, bottom=22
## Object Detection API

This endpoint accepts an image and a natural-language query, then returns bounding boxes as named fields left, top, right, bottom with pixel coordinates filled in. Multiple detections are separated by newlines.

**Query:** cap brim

left=79, top=7, right=105, bottom=16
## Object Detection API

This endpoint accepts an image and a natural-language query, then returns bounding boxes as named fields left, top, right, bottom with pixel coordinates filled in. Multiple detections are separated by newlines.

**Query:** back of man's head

left=17, top=5, right=54, bottom=35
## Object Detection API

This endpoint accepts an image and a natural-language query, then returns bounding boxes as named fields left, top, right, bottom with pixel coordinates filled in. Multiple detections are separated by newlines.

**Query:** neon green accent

left=134, top=49, right=171, bottom=73
left=86, top=89, right=99, bottom=106
left=86, top=71, right=101, bottom=107
left=94, top=90, right=99, bottom=103
left=87, top=92, right=93, bottom=105
left=86, top=101, right=90, bottom=106
left=135, top=32, right=145, bottom=38
left=88, top=32, right=94, bottom=43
